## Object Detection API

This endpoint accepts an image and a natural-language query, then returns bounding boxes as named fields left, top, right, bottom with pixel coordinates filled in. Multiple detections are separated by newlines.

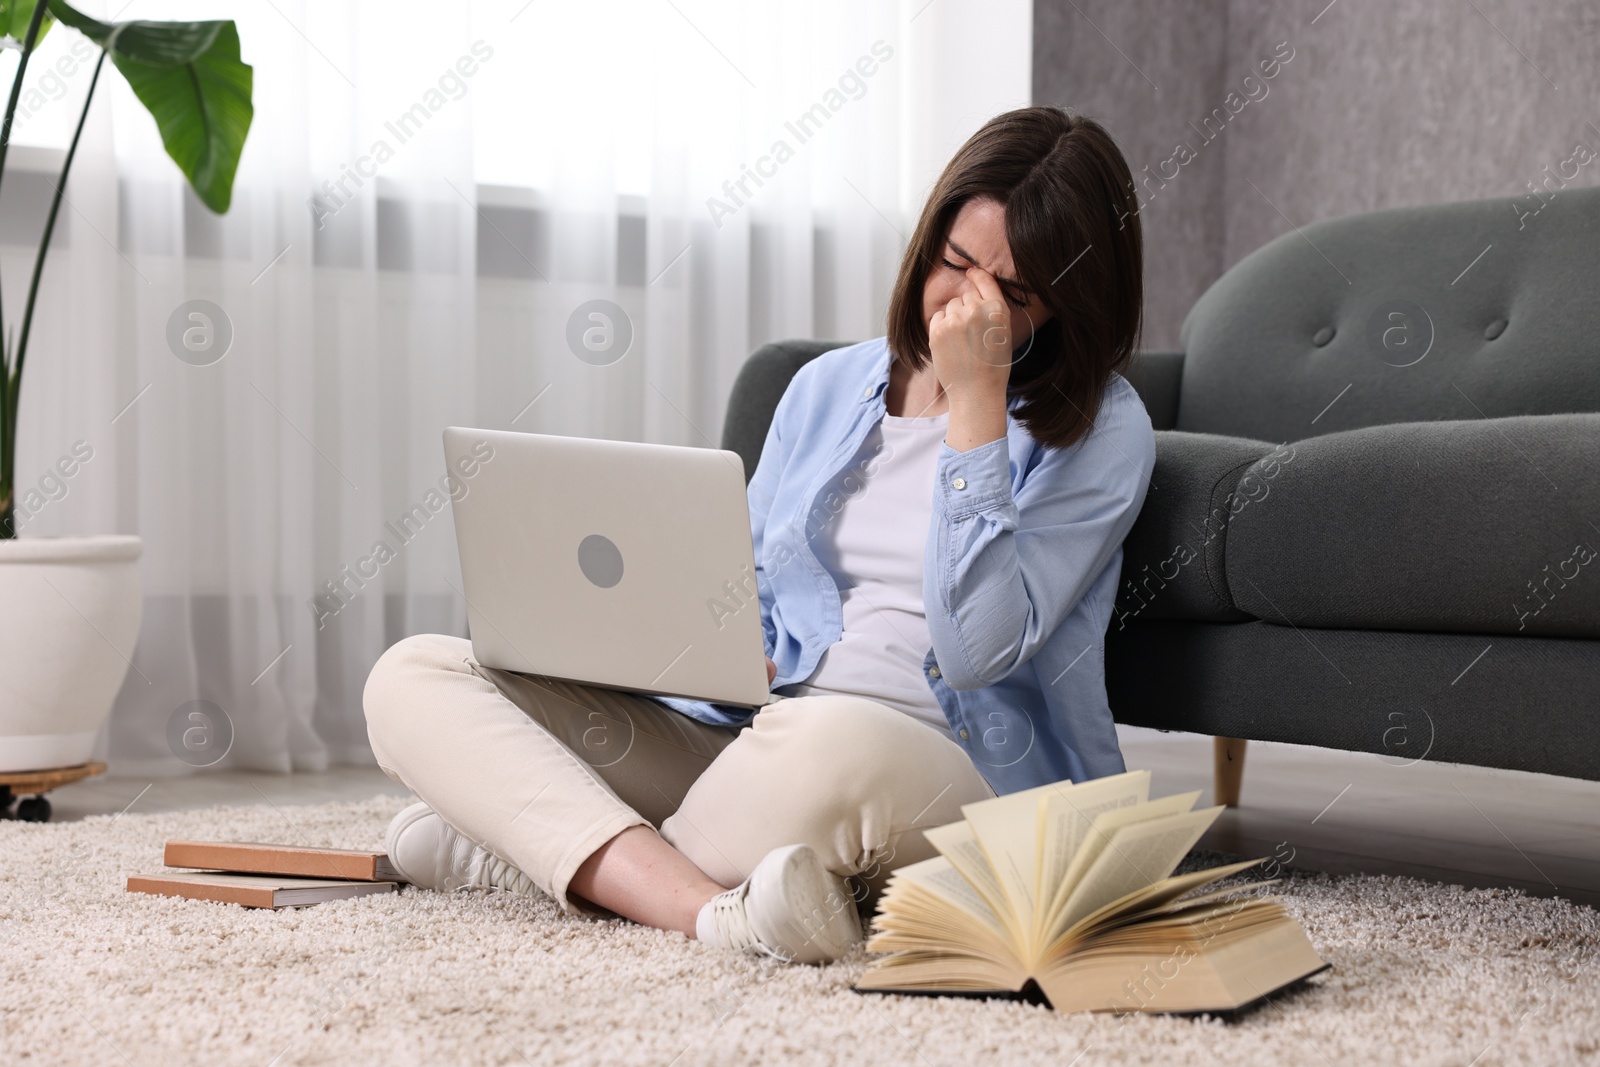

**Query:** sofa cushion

left=1176, top=184, right=1600, bottom=444
left=1112, top=431, right=1282, bottom=627
left=1224, top=413, right=1600, bottom=638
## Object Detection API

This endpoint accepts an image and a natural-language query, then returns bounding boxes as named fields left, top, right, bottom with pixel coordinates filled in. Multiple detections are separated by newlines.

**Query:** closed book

left=163, top=840, right=402, bottom=882
left=127, top=872, right=397, bottom=910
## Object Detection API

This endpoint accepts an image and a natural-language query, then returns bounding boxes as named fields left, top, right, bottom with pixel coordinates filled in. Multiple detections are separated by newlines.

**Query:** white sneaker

left=695, top=843, right=863, bottom=965
left=384, top=800, right=539, bottom=896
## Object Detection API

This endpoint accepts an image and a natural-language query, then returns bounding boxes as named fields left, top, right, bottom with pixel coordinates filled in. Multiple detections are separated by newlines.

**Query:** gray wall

left=1034, top=0, right=1600, bottom=350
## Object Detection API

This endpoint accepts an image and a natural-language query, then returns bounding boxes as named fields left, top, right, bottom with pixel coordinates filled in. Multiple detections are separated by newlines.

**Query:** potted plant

left=0, top=0, right=252, bottom=777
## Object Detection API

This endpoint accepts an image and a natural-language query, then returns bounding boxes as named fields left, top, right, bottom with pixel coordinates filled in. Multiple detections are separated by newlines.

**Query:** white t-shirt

left=782, top=409, right=955, bottom=740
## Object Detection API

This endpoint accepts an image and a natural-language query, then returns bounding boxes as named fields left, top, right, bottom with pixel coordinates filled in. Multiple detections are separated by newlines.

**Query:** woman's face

left=920, top=196, right=1055, bottom=352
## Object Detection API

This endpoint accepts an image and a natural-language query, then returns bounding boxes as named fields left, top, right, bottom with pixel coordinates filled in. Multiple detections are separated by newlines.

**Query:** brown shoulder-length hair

left=886, top=107, right=1143, bottom=450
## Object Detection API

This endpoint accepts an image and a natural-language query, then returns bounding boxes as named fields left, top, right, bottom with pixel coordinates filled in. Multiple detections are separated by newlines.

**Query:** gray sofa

left=719, top=184, right=1600, bottom=799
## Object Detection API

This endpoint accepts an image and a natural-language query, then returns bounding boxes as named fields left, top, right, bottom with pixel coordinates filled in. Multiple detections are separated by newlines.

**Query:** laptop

left=442, top=426, right=780, bottom=708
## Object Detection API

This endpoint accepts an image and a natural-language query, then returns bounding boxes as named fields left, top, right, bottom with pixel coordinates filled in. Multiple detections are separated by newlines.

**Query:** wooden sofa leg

left=1213, top=737, right=1247, bottom=807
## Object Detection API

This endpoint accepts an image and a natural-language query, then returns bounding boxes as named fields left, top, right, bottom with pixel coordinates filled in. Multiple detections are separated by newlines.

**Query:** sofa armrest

left=1124, top=351, right=1184, bottom=431
left=1113, top=430, right=1282, bottom=628
left=1224, top=413, right=1600, bottom=638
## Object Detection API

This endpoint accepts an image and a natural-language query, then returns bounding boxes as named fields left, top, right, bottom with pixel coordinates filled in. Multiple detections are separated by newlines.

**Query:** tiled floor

left=30, top=725, right=1600, bottom=910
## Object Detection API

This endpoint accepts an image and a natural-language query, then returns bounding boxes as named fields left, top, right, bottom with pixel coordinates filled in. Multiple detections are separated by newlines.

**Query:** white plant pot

left=0, top=534, right=143, bottom=773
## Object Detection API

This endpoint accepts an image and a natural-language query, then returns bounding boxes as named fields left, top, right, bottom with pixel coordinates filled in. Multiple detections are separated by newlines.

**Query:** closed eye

left=940, top=257, right=1027, bottom=307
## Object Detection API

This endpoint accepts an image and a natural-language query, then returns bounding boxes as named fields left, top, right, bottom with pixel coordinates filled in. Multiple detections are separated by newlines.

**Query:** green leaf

left=111, top=27, right=252, bottom=213
left=47, top=0, right=252, bottom=214
left=0, top=0, right=53, bottom=45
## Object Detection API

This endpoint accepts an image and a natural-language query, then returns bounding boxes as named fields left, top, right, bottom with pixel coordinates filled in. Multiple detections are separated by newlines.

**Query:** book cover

left=163, top=840, right=401, bottom=882
left=127, top=872, right=398, bottom=910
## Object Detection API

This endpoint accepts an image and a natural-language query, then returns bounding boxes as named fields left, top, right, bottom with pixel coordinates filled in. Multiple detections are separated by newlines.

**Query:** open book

left=853, top=770, right=1329, bottom=1015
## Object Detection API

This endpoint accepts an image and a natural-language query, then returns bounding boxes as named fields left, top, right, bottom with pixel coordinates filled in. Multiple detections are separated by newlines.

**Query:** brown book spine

left=163, top=841, right=386, bottom=881
left=127, top=875, right=279, bottom=909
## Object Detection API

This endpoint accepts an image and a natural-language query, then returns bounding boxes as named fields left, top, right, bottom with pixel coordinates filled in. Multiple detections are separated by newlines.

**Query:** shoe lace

left=710, top=886, right=793, bottom=963
left=475, top=852, right=538, bottom=896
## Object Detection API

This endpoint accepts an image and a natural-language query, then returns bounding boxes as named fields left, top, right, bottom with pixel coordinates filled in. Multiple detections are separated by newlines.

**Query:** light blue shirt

left=647, top=337, right=1156, bottom=796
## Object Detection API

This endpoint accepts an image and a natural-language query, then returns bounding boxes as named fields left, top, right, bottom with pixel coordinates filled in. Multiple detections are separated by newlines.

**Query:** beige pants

left=362, top=633, right=996, bottom=919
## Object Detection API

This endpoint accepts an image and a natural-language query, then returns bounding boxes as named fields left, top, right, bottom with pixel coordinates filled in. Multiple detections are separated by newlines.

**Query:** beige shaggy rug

left=2, top=793, right=1597, bottom=1067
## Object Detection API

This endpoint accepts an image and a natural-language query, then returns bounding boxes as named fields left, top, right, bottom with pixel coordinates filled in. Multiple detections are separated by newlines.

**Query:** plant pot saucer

left=0, top=760, right=107, bottom=823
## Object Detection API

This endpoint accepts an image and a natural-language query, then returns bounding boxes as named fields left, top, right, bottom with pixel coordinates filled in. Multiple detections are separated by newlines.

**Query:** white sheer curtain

left=5, top=0, right=1031, bottom=775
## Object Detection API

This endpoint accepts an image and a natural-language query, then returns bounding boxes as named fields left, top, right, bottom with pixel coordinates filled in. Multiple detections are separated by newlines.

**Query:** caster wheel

left=16, top=795, right=51, bottom=823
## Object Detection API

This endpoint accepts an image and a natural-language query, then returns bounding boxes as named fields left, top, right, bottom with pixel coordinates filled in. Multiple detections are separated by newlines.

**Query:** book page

left=1040, top=790, right=1201, bottom=938
left=885, top=856, right=1010, bottom=942
left=1035, top=909, right=1326, bottom=1014
left=957, top=769, right=1151, bottom=948
left=1030, top=771, right=1145, bottom=889
left=1077, top=897, right=1287, bottom=951
left=1036, top=775, right=1151, bottom=893
left=1032, top=774, right=1154, bottom=948
left=920, top=821, right=1024, bottom=954
left=955, top=794, right=1043, bottom=939
left=1046, top=805, right=1224, bottom=943
left=1043, top=858, right=1273, bottom=957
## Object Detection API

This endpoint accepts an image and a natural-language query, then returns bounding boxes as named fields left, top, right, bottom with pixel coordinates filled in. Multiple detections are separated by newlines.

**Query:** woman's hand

left=765, top=656, right=777, bottom=685
left=930, top=266, right=1013, bottom=451
left=929, top=267, right=1012, bottom=406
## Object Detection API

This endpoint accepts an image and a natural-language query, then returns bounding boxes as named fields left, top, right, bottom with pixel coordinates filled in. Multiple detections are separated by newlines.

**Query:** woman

left=362, top=105, right=1155, bottom=965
